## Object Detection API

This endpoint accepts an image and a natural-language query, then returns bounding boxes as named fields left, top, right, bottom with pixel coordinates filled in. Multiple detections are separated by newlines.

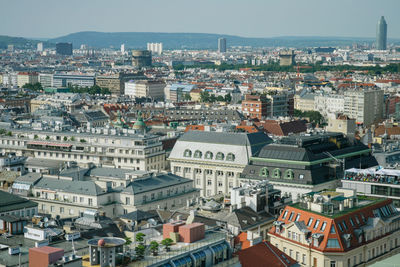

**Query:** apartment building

left=17, top=72, right=39, bottom=88
left=0, top=127, right=167, bottom=171
left=294, top=93, right=315, bottom=112
left=242, top=94, right=269, bottom=119
left=30, top=93, right=83, bottom=112
left=39, top=73, right=53, bottom=88
left=344, top=88, right=384, bottom=127
left=95, top=72, right=145, bottom=96
left=314, top=94, right=345, bottom=117
left=269, top=188, right=400, bottom=267
left=124, top=80, right=165, bottom=100
left=168, top=130, right=272, bottom=197
left=13, top=168, right=199, bottom=219
left=53, top=73, right=95, bottom=88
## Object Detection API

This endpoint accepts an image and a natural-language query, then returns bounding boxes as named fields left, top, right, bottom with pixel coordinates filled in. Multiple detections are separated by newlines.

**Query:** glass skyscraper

left=376, top=16, right=387, bottom=50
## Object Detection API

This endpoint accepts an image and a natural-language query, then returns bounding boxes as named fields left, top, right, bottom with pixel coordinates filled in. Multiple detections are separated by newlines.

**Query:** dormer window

left=284, top=169, right=294, bottom=179
left=260, top=167, right=269, bottom=177
left=216, top=152, right=224, bottom=160
left=226, top=153, right=235, bottom=161
left=205, top=151, right=213, bottom=159
left=273, top=168, right=282, bottom=179
left=184, top=149, right=192, bottom=157
left=194, top=150, right=202, bottom=158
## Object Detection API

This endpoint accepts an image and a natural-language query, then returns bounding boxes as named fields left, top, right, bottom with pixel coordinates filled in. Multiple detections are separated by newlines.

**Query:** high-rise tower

left=376, top=16, right=387, bottom=50
left=218, top=38, right=226, bottom=53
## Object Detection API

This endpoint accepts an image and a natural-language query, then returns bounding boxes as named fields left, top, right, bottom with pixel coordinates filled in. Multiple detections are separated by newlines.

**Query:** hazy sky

left=1, top=0, right=399, bottom=39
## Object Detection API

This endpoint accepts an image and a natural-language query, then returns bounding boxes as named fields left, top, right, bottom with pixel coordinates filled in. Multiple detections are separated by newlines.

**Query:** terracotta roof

left=375, top=125, right=400, bottom=138
left=236, top=125, right=260, bottom=133
left=236, top=241, right=297, bottom=267
left=256, top=120, right=307, bottom=136
left=269, top=198, right=393, bottom=253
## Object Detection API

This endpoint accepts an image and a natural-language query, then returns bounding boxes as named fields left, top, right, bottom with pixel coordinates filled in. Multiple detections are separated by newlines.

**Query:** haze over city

left=1, top=0, right=400, bottom=39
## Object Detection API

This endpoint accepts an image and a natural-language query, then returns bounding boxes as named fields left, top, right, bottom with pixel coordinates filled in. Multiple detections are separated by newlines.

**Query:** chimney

left=339, top=203, right=344, bottom=211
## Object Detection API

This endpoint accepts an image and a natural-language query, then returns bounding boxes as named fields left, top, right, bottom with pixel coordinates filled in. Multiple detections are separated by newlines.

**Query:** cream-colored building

left=168, top=131, right=272, bottom=197
left=17, top=72, right=39, bottom=88
left=16, top=168, right=199, bottom=219
left=125, top=80, right=165, bottom=100
left=269, top=188, right=400, bottom=267
left=325, top=114, right=356, bottom=136
left=0, top=127, right=167, bottom=171
left=294, top=93, right=315, bottom=112
left=344, top=88, right=384, bottom=127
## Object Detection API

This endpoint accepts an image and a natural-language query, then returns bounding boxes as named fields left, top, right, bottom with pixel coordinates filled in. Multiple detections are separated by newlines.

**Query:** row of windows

left=183, top=149, right=235, bottom=161
left=260, top=168, right=295, bottom=179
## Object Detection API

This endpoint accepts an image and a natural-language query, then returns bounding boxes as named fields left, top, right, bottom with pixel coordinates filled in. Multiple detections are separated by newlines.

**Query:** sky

left=1, top=0, right=399, bottom=39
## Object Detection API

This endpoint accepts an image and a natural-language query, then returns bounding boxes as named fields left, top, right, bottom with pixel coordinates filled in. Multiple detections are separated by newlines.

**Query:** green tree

left=224, top=93, right=232, bottom=102
left=46, top=136, right=50, bottom=140
left=135, top=233, right=146, bottom=244
left=63, top=136, right=68, bottom=141
left=6, top=131, right=12, bottom=136
left=134, top=244, right=146, bottom=259
left=200, top=91, right=210, bottom=102
left=80, top=139, right=86, bottom=143
left=0, top=129, right=6, bottom=135
left=34, top=134, right=38, bottom=139
left=216, top=95, right=225, bottom=102
left=184, top=93, right=192, bottom=101
left=22, top=82, right=43, bottom=91
left=149, top=241, right=159, bottom=256
left=161, top=238, right=173, bottom=252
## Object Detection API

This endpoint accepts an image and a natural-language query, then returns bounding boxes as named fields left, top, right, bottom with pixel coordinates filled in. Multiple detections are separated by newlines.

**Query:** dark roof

left=120, top=210, right=157, bottom=221
left=179, top=131, right=272, bottom=154
left=123, top=173, right=194, bottom=194
left=0, top=190, right=37, bottom=213
left=34, top=178, right=106, bottom=196
left=223, top=207, right=274, bottom=230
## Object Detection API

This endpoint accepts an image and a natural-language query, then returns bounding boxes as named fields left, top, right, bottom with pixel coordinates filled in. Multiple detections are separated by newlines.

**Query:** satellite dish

left=43, top=217, right=49, bottom=223
left=44, top=222, right=49, bottom=228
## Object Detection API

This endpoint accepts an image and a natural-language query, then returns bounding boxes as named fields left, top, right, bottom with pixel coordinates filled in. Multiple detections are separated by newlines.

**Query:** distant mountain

left=0, top=35, right=53, bottom=50
left=49, top=31, right=400, bottom=49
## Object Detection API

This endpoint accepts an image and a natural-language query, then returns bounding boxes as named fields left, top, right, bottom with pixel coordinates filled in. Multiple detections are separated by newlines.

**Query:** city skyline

left=1, top=0, right=399, bottom=39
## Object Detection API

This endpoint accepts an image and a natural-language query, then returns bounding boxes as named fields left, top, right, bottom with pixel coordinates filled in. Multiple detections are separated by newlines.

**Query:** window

left=288, top=231, right=291, bottom=239
left=125, top=197, right=130, bottom=205
left=226, top=153, right=235, bottom=161
left=194, top=150, right=202, bottom=158
left=218, top=181, right=223, bottom=187
left=273, top=168, right=281, bottom=178
left=284, top=169, right=294, bottom=179
left=330, top=225, right=336, bottom=233
left=321, top=221, right=327, bottom=231
left=330, top=261, right=336, bottom=267
left=205, top=151, right=213, bottom=159
left=302, top=254, right=306, bottom=264
left=260, top=167, right=269, bottom=177
left=69, top=209, right=74, bottom=215
left=51, top=206, right=55, bottom=212
left=314, top=219, right=320, bottom=229
left=207, top=180, right=212, bottom=185
left=327, top=239, right=340, bottom=248
left=307, top=217, right=314, bottom=227
left=88, top=198, right=93, bottom=206
left=342, top=221, right=348, bottom=231
left=295, top=214, right=301, bottom=221
left=60, top=207, right=64, bottom=213
left=183, top=149, right=192, bottom=157
left=216, top=152, right=224, bottom=160
left=282, top=210, right=288, bottom=219
left=338, top=223, right=343, bottom=232
left=288, top=212, right=294, bottom=221
left=350, top=218, right=355, bottom=227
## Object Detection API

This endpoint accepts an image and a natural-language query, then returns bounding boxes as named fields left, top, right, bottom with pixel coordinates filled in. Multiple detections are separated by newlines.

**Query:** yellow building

left=190, top=89, right=202, bottom=102
left=17, top=72, right=39, bottom=88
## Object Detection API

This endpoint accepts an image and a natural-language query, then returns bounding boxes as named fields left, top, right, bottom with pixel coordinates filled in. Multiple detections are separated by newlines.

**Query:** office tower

left=218, top=38, right=226, bottom=53
left=147, top=43, right=163, bottom=55
left=131, top=50, right=152, bottom=68
left=56, top=42, right=73, bottom=55
left=121, top=43, right=125, bottom=53
left=37, top=42, right=43, bottom=52
left=376, top=16, right=387, bottom=50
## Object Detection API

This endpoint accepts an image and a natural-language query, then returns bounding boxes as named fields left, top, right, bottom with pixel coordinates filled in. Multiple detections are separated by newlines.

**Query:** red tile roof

left=269, top=198, right=393, bottom=253
left=236, top=241, right=297, bottom=267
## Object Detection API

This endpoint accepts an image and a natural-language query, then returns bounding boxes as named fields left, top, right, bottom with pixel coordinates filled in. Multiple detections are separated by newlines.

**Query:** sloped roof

left=34, top=178, right=106, bottom=196
left=236, top=241, right=298, bottom=267
left=0, top=190, right=37, bottom=213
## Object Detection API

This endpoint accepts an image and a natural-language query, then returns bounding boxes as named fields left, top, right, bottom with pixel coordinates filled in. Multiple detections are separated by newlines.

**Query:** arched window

left=226, top=153, right=235, bottom=161
left=183, top=149, right=192, bottom=157
left=216, top=152, right=224, bottom=160
left=273, top=168, right=281, bottom=179
left=205, top=151, right=213, bottom=159
left=194, top=150, right=202, bottom=158
left=260, top=167, right=269, bottom=177
left=285, top=169, right=294, bottom=179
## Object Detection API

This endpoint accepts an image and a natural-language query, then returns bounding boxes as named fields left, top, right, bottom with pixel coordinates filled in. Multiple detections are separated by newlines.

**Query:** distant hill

left=0, top=35, right=52, bottom=50
left=49, top=31, right=400, bottom=49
